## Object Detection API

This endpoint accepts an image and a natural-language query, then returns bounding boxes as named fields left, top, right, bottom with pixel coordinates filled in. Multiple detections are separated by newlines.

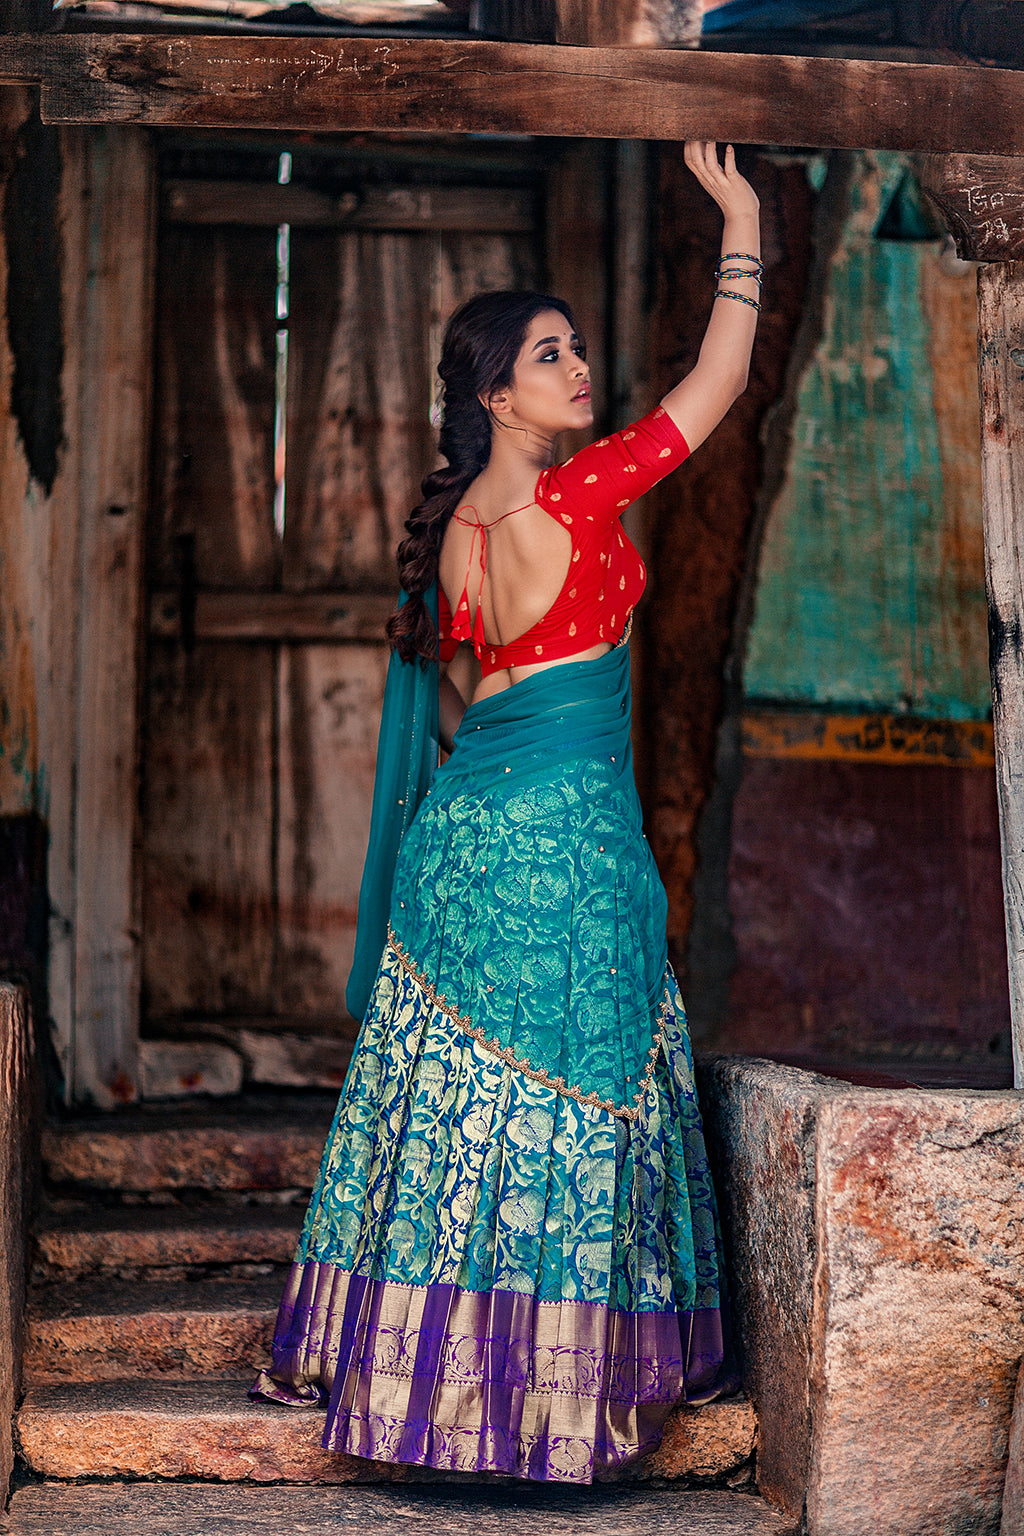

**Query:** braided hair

left=387, top=290, right=579, bottom=664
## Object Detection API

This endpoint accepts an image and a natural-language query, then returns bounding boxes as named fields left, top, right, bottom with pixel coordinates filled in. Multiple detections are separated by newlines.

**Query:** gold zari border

left=385, top=925, right=669, bottom=1123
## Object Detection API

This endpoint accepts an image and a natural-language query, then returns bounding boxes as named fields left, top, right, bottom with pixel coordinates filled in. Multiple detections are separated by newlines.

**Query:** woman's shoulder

left=536, top=407, right=690, bottom=525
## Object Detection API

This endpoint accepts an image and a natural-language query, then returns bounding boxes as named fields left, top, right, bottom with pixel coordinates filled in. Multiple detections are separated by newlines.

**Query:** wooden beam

left=148, top=590, right=393, bottom=643
left=977, top=260, right=1024, bottom=1089
left=2, top=35, right=1024, bottom=154
left=555, top=0, right=701, bottom=48
left=920, top=153, right=1024, bottom=261
left=164, top=179, right=534, bottom=231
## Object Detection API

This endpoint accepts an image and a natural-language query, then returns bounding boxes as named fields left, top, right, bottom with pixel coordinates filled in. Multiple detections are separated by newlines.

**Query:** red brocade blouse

left=437, top=406, right=690, bottom=677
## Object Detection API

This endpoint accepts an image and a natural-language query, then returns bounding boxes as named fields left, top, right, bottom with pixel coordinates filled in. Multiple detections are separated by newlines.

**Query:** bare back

left=438, top=496, right=609, bottom=701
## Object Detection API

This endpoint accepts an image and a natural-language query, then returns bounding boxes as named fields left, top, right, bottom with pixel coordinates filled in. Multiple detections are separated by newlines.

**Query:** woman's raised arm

left=660, top=141, right=761, bottom=455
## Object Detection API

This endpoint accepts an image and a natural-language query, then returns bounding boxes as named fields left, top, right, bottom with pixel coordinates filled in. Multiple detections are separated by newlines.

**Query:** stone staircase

left=7, top=1094, right=795, bottom=1535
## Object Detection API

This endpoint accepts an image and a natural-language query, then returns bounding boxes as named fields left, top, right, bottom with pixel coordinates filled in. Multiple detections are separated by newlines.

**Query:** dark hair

left=387, top=289, right=580, bottom=664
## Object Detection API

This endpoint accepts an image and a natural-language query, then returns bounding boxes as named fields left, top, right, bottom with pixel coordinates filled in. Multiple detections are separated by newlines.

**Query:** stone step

left=23, top=1277, right=279, bottom=1385
left=5, top=1481, right=797, bottom=1536
left=32, top=1201, right=303, bottom=1281
left=41, top=1093, right=336, bottom=1192
left=15, top=1379, right=757, bottom=1487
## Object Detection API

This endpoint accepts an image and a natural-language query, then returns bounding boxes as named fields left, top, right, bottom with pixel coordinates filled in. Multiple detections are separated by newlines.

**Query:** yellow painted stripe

left=741, top=710, right=994, bottom=768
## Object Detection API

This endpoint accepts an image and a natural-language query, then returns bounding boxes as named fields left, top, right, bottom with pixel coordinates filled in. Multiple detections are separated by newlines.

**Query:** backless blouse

left=437, top=406, right=689, bottom=676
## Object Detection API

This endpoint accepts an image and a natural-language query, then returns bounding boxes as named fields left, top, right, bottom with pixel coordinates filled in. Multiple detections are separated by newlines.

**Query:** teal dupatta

left=345, top=582, right=439, bottom=1022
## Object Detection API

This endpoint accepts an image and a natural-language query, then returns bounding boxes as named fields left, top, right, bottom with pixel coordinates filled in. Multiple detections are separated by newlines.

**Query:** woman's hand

left=684, top=141, right=760, bottom=223
left=657, top=142, right=761, bottom=455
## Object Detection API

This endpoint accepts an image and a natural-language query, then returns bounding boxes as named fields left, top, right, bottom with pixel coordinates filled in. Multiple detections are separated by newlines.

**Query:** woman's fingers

left=685, top=140, right=733, bottom=187
left=684, top=140, right=759, bottom=215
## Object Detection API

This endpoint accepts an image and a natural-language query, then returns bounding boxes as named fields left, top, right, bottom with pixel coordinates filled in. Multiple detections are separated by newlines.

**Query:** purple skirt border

left=252, top=1263, right=733, bottom=1483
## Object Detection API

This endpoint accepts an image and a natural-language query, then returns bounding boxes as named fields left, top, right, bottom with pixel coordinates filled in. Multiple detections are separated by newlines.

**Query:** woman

left=252, top=141, right=761, bottom=1484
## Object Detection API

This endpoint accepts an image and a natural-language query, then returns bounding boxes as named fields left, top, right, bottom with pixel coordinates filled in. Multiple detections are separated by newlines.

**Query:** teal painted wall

left=744, top=153, right=990, bottom=721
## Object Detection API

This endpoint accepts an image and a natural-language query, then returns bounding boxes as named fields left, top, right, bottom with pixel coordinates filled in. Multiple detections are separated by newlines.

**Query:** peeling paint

left=744, top=152, right=989, bottom=722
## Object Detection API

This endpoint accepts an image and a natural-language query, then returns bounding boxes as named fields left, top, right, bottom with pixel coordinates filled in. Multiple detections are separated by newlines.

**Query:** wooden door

left=140, top=147, right=543, bottom=1091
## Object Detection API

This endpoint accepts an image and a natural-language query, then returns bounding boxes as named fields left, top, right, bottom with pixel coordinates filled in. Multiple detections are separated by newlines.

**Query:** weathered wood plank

left=1, top=36, right=1024, bottom=155
left=44, top=122, right=87, bottom=1098
left=141, top=643, right=276, bottom=1020
left=283, top=228, right=435, bottom=593
left=921, top=153, right=1024, bottom=262
left=555, top=0, right=701, bottom=48
left=545, top=141, right=611, bottom=450
left=71, top=128, right=156, bottom=1107
left=276, top=645, right=387, bottom=1021
left=148, top=589, right=393, bottom=642
left=165, top=180, right=535, bottom=232
left=149, top=222, right=277, bottom=592
left=977, top=261, right=1024, bottom=1089
left=284, top=224, right=535, bottom=591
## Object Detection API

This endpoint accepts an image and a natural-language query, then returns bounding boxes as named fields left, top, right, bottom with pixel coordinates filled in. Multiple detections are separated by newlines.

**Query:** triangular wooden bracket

left=920, top=153, right=1024, bottom=261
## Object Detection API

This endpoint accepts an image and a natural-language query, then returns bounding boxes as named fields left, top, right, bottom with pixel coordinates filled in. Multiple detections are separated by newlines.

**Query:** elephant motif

left=415, top=1057, right=450, bottom=1107
left=385, top=1217, right=418, bottom=1269
left=401, top=1137, right=435, bottom=1187
left=574, top=1154, right=615, bottom=1205
left=575, top=1241, right=611, bottom=1291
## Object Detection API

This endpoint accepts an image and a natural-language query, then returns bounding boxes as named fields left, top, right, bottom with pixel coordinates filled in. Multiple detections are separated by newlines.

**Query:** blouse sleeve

left=535, top=406, right=689, bottom=527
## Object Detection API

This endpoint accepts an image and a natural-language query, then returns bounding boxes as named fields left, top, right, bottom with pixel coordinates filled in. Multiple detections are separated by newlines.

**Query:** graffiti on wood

left=921, top=153, right=1024, bottom=261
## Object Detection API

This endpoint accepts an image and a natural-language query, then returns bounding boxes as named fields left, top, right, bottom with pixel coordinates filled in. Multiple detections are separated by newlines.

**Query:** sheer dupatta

left=345, top=583, right=440, bottom=1023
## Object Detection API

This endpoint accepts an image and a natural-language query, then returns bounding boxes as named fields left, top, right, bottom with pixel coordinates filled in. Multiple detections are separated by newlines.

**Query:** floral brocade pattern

left=298, top=941, right=721, bottom=1315
left=255, top=646, right=730, bottom=1480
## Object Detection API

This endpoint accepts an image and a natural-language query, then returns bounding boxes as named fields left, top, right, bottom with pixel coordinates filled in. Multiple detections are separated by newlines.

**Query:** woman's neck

left=481, top=420, right=556, bottom=500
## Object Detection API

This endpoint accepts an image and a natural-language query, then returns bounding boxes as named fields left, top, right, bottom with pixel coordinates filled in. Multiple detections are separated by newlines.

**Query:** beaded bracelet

left=720, top=252, right=763, bottom=269
left=718, top=267, right=763, bottom=284
left=714, top=288, right=761, bottom=311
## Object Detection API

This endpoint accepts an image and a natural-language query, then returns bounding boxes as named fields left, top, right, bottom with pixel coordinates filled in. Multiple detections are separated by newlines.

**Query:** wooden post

left=923, top=155, right=1024, bottom=1088
left=64, top=128, right=156, bottom=1106
left=977, top=261, right=1024, bottom=1089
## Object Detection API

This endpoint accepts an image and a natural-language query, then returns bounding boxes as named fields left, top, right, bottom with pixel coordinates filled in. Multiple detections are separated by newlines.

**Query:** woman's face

left=490, top=309, right=592, bottom=438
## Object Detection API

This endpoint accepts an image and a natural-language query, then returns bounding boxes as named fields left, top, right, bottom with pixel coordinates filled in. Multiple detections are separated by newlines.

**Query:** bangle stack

left=714, top=252, right=763, bottom=312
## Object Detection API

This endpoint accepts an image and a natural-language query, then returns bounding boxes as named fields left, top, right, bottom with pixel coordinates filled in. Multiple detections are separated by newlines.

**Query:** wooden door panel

left=276, top=643, right=388, bottom=1020
left=283, top=230, right=435, bottom=593
left=283, top=229, right=539, bottom=594
left=149, top=224, right=278, bottom=592
left=142, top=640, right=276, bottom=1021
left=431, top=231, right=538, bottom=322
left=141, top=173, right=544, bottom=1078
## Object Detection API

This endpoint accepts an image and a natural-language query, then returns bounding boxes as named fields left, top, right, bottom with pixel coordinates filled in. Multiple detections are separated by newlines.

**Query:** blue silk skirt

left=251, top=642, right=730, bottom=1482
